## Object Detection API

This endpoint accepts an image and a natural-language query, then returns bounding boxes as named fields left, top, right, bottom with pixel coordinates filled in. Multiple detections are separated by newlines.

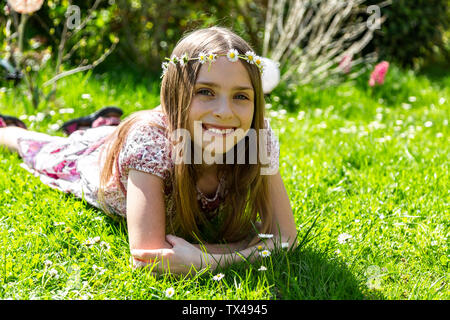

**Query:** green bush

left=365, top=0, right=450, bottom=67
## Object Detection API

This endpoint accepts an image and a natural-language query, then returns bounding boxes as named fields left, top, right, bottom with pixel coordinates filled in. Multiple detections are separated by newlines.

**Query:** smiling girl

left=0, top=26, right=297, bottom=274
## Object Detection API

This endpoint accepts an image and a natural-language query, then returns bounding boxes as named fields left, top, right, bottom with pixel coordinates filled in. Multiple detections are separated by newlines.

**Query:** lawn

left=0, top=64, right=448, bottom=300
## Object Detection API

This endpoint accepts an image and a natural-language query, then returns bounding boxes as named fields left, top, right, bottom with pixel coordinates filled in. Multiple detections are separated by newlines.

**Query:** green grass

left=0, top=64, right=448, bottom=300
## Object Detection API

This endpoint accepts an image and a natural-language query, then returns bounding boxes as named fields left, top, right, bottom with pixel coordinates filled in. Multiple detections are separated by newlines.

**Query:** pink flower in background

left=339, top=55, right=353, bottom=74
left=7, top=0, right=44, bottom=14
left=369, top=61, right=389, bottom=87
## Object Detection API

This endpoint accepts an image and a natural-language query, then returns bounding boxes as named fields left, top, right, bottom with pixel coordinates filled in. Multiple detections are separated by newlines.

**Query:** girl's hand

left=130, top=235, right=213, bottom=274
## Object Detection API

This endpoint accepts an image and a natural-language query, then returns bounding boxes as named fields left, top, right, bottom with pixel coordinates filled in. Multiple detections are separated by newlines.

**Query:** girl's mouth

left=202, top=123, right=236, bottom=136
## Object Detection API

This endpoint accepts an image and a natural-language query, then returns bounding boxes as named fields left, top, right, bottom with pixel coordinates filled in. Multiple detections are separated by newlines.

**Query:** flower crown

left=161, top=49, right=265, bottom=78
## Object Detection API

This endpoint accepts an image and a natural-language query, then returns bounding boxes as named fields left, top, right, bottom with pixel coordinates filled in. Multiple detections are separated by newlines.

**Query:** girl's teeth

left=206, top=127, right=235, bottom=134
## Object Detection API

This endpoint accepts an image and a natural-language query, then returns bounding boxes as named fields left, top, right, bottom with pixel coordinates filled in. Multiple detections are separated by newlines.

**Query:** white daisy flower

left=48, top=268, right=59, bottom=278
left=100, top=241, right=111, bottom=251
left=254, top=55, right=264, bottom=69
left=258, top=266, right=267, bottom=271
left=44, top=260, right=53, bottom=267
left=93, top=264, right=106, bottom=275
left=258, top=233, right=273, bottom=239
left=83, top=236, right=101, bottom=247
left=207, top=52, right=217, bottom=63
left=281, top=242, right=289, bottom=249
left=197, top=52, right=207, bottom=64
left=245, top=51, right=256, bottom=64
left=170, top=55, right=179, bottom=65
left=212, top=273, right=225, bottom=281
left=337, top=233, right=353, bottom=244
left=259, top=250, right=271, bottom=258
left=226, top=49, right=239, bottom=62
left=180, top=53, right=189, bottom=66
left=165, top=287, right=175, bottom=298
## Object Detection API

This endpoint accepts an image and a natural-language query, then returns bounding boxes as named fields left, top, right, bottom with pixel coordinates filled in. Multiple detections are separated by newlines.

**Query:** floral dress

left=17, top=110, right=280, bottom=225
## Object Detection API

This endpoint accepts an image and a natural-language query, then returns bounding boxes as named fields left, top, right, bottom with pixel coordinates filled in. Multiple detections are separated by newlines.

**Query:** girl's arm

left=126, top=169, right=173, bottom=251
left=193, top=238, right=250, bottom=254
left=209, top=170, right=297, bottom=268
left=130, top=171, right=298, bottom=273
left=266, top=170, right=298, bottom=245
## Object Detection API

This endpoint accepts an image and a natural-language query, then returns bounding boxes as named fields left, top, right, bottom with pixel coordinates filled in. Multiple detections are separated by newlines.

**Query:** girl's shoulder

left=119, top=108, right=174, bottom=180
left=129, top=107, right=168, bottom=132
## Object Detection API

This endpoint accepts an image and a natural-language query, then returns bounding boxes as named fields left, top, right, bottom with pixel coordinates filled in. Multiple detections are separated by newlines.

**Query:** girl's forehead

left=195, top=56, right=253, bottom=89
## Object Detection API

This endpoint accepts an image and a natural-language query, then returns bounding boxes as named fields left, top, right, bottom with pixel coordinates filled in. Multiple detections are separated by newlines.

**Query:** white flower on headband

left=161, top=61, right=169, bottom=78
left=226, top=49, right=239, bottom=62
left=180, top=53, right=189, bottom=66
left=160, top=49, right=272, bottom=79
left=245, top=51, right=256, bottom=64
left=254, top=56, right=264, bottom=69
left=207, top=52, right=217, bottom=63
left=170, top=55, right=179, bottom=65
left=198, top=52, right=207, bottom=64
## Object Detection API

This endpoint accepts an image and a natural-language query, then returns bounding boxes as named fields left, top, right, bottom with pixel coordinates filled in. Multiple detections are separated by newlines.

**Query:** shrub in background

left=364, top=0, right=450, bottom=68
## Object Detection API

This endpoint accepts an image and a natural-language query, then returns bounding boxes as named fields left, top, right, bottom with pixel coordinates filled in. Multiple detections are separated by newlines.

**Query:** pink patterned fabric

left=16, top=110, right=280, bottom=223
left=0, top=118, right=6, bottom=128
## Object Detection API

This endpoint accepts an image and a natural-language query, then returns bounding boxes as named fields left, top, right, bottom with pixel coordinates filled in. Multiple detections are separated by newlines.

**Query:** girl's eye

left=235, top=94, right=249, bottom=100
left=197, top=89, right=214, bottom=96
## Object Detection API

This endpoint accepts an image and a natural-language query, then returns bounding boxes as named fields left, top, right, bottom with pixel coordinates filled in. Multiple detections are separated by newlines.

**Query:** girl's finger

left=130, top=248, right=173, bottom=260
left=165, top=234, right=182, bottom=246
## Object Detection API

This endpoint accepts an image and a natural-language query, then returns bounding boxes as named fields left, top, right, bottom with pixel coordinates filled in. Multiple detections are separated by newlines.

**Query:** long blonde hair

left=99, top=26, right=273, bottom=245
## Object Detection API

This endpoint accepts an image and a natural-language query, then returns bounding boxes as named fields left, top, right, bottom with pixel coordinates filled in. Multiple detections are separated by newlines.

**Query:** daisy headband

left=161, top=49, right=265, bottom=78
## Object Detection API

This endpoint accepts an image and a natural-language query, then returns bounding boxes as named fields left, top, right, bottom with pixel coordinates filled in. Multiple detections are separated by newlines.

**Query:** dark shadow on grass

left=211, top=245, right=384, bottom=300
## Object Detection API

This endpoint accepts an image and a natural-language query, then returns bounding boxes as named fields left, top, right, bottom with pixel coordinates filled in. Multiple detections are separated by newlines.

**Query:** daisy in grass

left=337, top=233, right=353, bottom=244
left=198, top=52, right=207, bottom=64
left=259, top=250, right=271, bottom=258
left=213, top=273, right=225, bottom=281
left=281, top=242, right=289, bottom=249
left=165, top=287, right=175, bottom=298
left=226, top=49, right=239, bottom=62
left=245, top=51, right=256, bottom=64
left=258, top=266, right=267, bottom=271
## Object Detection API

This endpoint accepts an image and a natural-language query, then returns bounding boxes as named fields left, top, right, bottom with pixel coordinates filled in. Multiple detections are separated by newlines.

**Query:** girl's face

left=188, top=56, right=255, bottom=156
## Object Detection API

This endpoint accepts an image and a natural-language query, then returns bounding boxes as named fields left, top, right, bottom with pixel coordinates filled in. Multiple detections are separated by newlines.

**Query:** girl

left=0, top=26, right=297, bottom=274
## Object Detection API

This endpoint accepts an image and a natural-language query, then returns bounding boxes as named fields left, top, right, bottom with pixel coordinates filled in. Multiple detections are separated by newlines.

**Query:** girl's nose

left=212, top=97, right=233, bottom=121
